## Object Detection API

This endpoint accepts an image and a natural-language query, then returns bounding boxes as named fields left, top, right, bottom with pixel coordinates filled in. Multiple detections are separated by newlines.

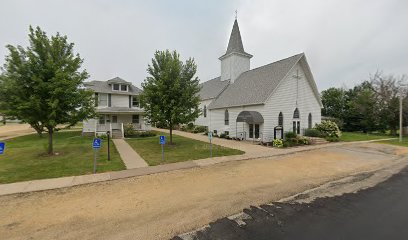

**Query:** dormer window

left=112, top=83, right=128, bottom=92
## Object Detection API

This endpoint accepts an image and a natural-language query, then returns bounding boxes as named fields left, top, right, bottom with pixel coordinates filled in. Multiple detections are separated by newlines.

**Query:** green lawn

left=0, top=131, right=125, bottom=184
left=340, top=132, right=396, bottom=142
left=126, top=132, right=245, bottom=166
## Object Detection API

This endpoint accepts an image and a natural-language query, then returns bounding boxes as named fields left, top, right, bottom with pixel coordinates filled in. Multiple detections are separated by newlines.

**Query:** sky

left=0, top=0, right=407, bottom=91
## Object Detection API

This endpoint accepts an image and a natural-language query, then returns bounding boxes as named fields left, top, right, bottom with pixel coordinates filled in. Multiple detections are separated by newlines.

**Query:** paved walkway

left=112, top=139, right=148, bottom=169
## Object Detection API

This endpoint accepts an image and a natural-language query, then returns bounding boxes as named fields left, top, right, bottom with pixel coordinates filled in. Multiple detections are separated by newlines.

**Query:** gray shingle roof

left=219, top=19, right=252, bottom=59
left=198, top=77, right=230, bottom=100
left=84, top=78, right=142, bottom=95
left=209, top=53, right=304, bottom=109
left=107, top=77, right=131, bottom=85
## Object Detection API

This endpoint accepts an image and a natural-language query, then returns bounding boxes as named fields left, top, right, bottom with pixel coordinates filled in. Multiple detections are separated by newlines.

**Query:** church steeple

left=219, top=19, right=252, bottom=83
left=220, top=19, right=252, bottom=59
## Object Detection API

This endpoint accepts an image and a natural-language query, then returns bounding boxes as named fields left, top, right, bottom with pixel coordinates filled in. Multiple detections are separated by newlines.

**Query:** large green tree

left=321, top=87, right=346, bottom=120
left=140, top=50, right=201, bottom=144
left=0, top=26, right=95, bottom=154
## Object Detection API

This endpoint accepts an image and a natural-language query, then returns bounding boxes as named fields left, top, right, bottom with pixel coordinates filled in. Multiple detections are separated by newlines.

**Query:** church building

left=194, top=19, right=323, bottom=142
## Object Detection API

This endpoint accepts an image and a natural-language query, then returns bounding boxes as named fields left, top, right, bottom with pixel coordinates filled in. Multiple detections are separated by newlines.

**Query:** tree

left=370, top=71, right=408, bottom=135
left=0, top=26, right=95, bottom=154
left=321, top=87, right=346, bottom=119
left=140, top=50, right=201, bottom=144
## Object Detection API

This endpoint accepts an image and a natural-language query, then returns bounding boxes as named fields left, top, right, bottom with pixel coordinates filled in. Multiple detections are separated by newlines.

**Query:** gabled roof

left=84, top=78, right=142, bottom=95
left=107, top=77, right=131, bottom=85
left=198, top=77, right=229, bottom=100
left=209, top=53, right=322, bottom=109
left=219, top=20, right=252, bottom=59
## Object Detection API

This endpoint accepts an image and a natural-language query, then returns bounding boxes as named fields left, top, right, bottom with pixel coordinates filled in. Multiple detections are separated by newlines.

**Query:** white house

left=82, top=77, right=150, bottom=138
left=194, top=19, right=323, bottom=142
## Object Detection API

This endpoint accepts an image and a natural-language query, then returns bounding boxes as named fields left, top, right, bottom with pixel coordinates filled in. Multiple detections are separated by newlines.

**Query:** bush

left=298, top=137, right=309, bottom=145
left=272, top=139, right=283, bottom=148
left=315, top=120, right=341, bottom=139
left=193, top=125, right=207, bottom=133
left=325, top=135, right=340, bottom=142
left=124, top=123, right=137, bottom=137
left=219, top=132, right=227, bottom=138
left=285, top=132, right=297, bottom=139
left=304, top=128, right=322, bottom=137
left=126, top=130, right=157, bottom=138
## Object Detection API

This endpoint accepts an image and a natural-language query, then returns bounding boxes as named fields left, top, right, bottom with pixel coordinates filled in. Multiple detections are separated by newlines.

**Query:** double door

left=249, top=124, right=260, bottom=139
left=293, top=121, right=300, bottom=134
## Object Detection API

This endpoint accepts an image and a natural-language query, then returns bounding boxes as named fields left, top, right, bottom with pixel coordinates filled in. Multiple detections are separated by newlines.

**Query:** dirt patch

left=0, top=143, right=405, bottom=240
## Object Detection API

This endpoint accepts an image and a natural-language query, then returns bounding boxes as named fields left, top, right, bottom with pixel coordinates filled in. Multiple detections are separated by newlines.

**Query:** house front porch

left=83, top=113, right=150, bottom=138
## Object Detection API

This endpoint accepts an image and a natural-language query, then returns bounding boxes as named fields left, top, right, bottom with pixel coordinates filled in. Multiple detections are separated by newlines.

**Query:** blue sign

left=0, top=142, right=5, bottom=154
left=159, top=135, right=166, bottom=145
left=93, top=138, right=101, bottom=149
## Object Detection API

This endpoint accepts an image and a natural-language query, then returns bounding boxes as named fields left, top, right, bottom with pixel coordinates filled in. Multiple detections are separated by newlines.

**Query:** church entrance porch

left=236, top=111, right=264, bottom=142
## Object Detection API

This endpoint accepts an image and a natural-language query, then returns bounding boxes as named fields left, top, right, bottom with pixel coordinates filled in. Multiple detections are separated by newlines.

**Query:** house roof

left=209, top=53, right=320, bottom=109
left=107, top=77, right=131, bottom=85
left=219, top=19, right=252, bottom=59
left=84, top=78, right=142, bottom=95
left=198, top=77, right=229, bottom=100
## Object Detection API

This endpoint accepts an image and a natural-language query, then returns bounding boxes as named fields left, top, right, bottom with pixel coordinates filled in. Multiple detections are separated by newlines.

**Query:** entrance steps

left=308, top=137, right=329, bottom=145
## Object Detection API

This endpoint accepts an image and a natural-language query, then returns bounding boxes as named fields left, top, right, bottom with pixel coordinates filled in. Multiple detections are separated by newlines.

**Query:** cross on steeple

left=235, top=10, right=238, bottom=20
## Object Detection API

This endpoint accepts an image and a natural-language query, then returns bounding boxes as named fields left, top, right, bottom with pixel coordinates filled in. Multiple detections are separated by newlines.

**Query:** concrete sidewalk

left=112, top=139, right=148, bottom=169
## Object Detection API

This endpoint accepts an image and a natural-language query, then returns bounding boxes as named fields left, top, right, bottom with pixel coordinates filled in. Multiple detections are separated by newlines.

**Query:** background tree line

left=321, top=72, right=408, bottom=134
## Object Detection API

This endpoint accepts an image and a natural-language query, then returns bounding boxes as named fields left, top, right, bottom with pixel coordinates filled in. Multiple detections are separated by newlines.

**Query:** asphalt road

left=174, top=167, right=408, bottom=240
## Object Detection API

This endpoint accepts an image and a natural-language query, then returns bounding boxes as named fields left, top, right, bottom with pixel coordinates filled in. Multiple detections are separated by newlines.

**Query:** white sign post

left=160, top=135, right=166, bottom=163
left=208, top=132, right=213, bottom=158
left=92, top=138, right=101, bottom=174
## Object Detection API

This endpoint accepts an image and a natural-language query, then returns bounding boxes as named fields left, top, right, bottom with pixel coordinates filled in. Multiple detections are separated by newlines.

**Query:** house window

left=98, top=93, right=108, bottom=106
left=98, top=115, right=105, bottom=124
left=112, top=115, right=117, bottom=123
left=132, top=115, right=140, bottom=124
left=121, top=84, right=128, bottom=91
left=108, top=94, right=111, bottom=107
left=203, top=105, right=207, bottom=118
left=132, top=96, right=139, bottom=107
left=278, top=112, right=283, bottom=126
left=308, top=113, right=312, bottom=129
left=113, top=84, right=119, bottom=91
left=224, top=109, right=229, bottom=125
left=293, top=108, right=300, bottom=119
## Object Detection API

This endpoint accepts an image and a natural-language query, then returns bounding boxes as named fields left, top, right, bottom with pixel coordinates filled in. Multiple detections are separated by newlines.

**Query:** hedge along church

left=195, top=19, right=323, bottom=142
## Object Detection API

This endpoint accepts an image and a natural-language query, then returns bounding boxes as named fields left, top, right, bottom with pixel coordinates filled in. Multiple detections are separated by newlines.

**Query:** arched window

left=293, top=108, right=300, bottom=119
left=224, top=109, right=229, bottom=125
left=203, top=105, right=207, bottom=118
left=278, top=112, right=283, bottom=126
left=308, top=113, right=312, bottom=129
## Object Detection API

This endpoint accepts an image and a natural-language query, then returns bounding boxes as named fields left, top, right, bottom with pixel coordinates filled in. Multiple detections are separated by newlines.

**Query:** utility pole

left=400, top=95, right=403, bottom=142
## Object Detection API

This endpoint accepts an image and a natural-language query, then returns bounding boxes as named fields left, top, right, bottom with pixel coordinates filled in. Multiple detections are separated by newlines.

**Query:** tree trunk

left=169, top=125, right=173, bottom=145
left=48, top=128, right=53, bottom=155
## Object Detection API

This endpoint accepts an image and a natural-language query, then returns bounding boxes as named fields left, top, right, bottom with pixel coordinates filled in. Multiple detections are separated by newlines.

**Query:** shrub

left=325, top=135, right=340, bottom=142
left=273, top=139, right=283, bottom=148
left=187, top=122, right=195, bottom=130
left=126, top=130, right=157, bottom=138
left=193, top=125, right=207, bottom=133
left=285, top=132, right=297, bottom=139
left=315, top=120, right=341, bottom=139
left=219, top=132, right=227, bottom=138
left=298, top=137, right=309, bottom=145
left=124, top=123, right=137, bottom=137
left=304, top=128, right=322, bottom=137
left=99, top=134, right=108, bottom=140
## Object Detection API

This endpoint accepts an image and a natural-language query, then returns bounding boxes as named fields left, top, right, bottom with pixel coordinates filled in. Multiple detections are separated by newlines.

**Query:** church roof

left=198, top=77, right=229, bottom=100
left=219, top=19, right=252, bottom=59
left=208, top=53, right=307, bottom=109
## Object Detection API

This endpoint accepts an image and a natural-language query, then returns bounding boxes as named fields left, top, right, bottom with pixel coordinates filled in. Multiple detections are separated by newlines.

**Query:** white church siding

left=220, top=54, right=250, bottom=83
left=194, top=99, right=213, bottom=127
left=263, top=62, right=321, bottom=137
